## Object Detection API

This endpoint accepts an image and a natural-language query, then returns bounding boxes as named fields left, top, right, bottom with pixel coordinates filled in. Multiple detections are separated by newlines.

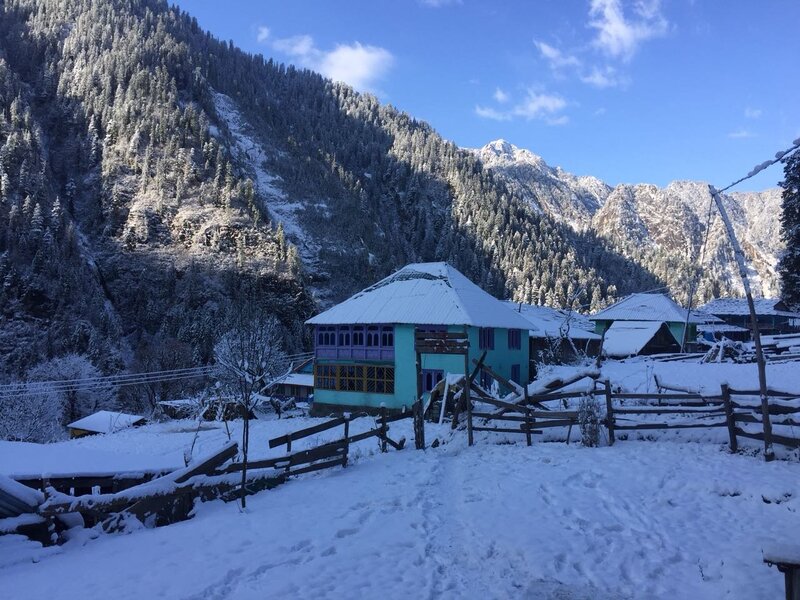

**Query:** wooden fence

left=464, top=374, right=800, bottom=454
left=8, top=406, right=426, bottom=544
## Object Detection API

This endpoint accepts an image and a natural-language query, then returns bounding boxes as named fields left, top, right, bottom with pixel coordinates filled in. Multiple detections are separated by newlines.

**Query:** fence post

left=464, top=346, right=473, bottom=447
left=286, top=432, right=292, bottom=454
left=721, top=384, right=738, bottom=454
left=524, top=407, right=532, bottom=447
left=604, top=380, right=615, bottom=446
left=413, top=398, right=426, bottom=450
left=380, top=405, right=388, bottom=453
left=343, top=415, right=350, bottom=467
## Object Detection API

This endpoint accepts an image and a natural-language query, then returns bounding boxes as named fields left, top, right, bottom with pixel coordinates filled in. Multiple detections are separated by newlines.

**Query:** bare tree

left=0, top=382, right=64, bottom=442
left=214, top=309, right=287, bottom=508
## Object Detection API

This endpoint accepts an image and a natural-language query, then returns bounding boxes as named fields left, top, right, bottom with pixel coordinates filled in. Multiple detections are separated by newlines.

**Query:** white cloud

left=534, top=40, right=581, bottom=70
left=728, top=129, right=755, bottom=139
left=319, top=43, right=394, bottom=92
left=512, top=91, right=567, bottom=121
left=589, top=0, right=668, bottom=61
left=256, top=26, right=270, bottom=44
left=419, top=0, right=462, bottom=6
left=273, top=34, right=316, bottom=58
left=476, top=90, right=568, bottom=125
left=744, top=107, right=762, bottom=119
left=271, top=35, right=393, bottom=92
left=493, top=88, right=510, bottom=103
left=580, top=65, right=625, bottom=88
left=475, top=105, right=511, bottom=121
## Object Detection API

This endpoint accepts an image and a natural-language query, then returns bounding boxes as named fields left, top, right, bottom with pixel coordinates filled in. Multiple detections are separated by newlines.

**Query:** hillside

left=0, top=0, right=668, bottom=383
left=475, top=140, right=783, bottom=301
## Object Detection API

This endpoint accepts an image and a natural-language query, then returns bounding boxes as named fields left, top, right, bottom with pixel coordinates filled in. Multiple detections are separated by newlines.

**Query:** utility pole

left=708, top=185, right=774, bottom=461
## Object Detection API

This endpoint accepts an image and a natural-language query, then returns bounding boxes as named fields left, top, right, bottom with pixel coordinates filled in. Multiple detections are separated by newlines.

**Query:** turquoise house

left=307, top=262, right=532, bottom=415
left=589, top=293, right=707, bottom=356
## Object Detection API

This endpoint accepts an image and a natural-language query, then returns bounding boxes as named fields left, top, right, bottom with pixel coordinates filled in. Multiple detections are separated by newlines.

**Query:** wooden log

left=731, top=402, right=800, bottom=415
left=268, top=417, right=347, bottom=449
left=175, top=443, right=239, bottom=484
left=522, top=419, right=576, bottom=430
left=614, top=422, right=728, bottom=431
left=735, top=428, right=800, bottom=449
left=464, top=328, right=473, bottom=447
left=610, top=393, right=720, bottom=402
left=524, top=407, right=532, bottom=447
left=380, top=406, right=388, bottom=453
left=604, top=380, right=615, bottom=446
left=413, top=397, right=425, bottom=450
left=472, top=426, right=541, bottom=435
left=613, top=407, right=725, bottom=415
left=722, top=384, right=738, bottom=453
left=728, top=389, right=800, bottom=399
left=472, top=412, right=528, bottom=422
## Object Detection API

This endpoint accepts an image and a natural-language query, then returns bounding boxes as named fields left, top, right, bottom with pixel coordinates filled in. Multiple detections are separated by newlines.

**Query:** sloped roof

left=504, top=302, right=600, bottom=340
left=700, top=298, right=800, bottom=317
left=67, top=411, right=146, bottom=434
left=602, top=321, right=665, bottom=358
left=590, top=293, right=704, bottom=324
left=307, top=263, right=533, bottom=329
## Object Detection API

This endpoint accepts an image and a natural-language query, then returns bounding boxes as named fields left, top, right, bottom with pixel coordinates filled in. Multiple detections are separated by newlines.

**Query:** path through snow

left=2, top=437, right=797, bottom=599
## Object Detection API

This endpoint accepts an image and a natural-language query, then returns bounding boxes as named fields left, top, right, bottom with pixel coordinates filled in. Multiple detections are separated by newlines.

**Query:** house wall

left=596, top=319, right=695, bottom=348
left=312, top=324, right=529, bottom=413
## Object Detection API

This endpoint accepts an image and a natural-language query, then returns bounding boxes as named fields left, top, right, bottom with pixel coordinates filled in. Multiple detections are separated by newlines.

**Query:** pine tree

left=778, top=150, right=800, bottom=310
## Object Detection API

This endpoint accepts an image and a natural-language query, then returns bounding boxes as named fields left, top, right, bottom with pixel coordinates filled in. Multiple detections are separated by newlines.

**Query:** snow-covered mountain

left=474, top=140, right=783, bottom=297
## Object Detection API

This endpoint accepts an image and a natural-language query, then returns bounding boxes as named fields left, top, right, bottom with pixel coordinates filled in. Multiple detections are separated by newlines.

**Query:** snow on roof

left=307, top=263, right=533, bottom=330
left=590, top=293, right=703, bottom=324
left=697, top=322, right=749, bottom=333
left=275, top=373, right=314, bottom=388
left=700, top=297, right=800, bottom=317
left=67, top=411, right=146, bottom=434
left=602, top=321, right=665, bottom=358
left=504, top=302, right=600, bottom=340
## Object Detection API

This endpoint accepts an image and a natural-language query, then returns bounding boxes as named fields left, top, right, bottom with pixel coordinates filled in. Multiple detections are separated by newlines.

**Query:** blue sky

left=173, top=0, right=800, bottom=192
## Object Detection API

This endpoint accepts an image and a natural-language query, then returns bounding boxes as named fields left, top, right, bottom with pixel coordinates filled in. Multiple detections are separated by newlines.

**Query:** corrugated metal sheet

left=504, top=302, right=600, bottom=340
left=701, top=298, right=800, bottom=317
left=602, top=321, right=663, bottom=358
left=590, top=293, right=704, bottom=324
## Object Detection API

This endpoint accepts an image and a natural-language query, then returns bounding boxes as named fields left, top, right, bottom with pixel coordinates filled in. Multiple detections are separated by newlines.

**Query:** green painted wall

left=313, top=323, right=529, bottom=411
left=594, top=319, right=696, bottom=347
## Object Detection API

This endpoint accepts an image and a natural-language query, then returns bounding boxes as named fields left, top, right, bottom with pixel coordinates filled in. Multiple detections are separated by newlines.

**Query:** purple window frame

left=479, top=327, right=495, bottom=350
left=421, top=369, right=444, bottom=393
left=508, top=329, right=521, bottom=350
left=315, top=324, right=394, bottom=360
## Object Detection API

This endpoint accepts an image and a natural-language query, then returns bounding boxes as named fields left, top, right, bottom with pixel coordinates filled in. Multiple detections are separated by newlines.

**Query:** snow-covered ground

left=2, top=360, right=799, bottom=598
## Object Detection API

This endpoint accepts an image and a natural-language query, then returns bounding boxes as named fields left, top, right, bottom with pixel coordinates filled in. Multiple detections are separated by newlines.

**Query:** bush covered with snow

left=578, top=394, right=601, bottom=447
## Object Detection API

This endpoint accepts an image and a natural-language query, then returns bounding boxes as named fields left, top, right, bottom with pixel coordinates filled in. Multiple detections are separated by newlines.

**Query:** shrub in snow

left=578, top=395, right=601, bottom=448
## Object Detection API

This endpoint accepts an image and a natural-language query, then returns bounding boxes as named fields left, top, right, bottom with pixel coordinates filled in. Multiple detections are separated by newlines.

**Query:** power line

left=0, top=366, right=219, bottom=399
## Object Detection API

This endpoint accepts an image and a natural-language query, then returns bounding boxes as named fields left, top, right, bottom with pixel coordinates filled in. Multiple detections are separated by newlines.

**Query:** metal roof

left=307, top=263, right=533, bottom=330
left=590, top=293, right=704, bottom=324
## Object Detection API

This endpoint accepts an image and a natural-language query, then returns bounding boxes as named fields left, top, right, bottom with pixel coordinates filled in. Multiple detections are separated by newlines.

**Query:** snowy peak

left=473, top=139, right=783, bottom=298
left=473, top=140, right=611, bottom=229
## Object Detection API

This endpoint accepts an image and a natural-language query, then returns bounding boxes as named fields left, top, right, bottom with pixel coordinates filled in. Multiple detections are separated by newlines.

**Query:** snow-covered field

left=2, top=360, right=799, bottom=599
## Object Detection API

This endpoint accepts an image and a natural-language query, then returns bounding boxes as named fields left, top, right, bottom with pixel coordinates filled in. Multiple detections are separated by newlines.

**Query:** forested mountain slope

left=0, top=0, right=669, bottom=382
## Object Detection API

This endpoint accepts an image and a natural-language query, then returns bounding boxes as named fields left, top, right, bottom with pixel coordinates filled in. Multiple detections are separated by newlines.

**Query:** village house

left=700, top=298, right=800, bottom=337
left=306, top=262, right=532, bottom=415
left=270, top=357, right=314, bottom=401
left=505, top=301, right=601, bottom=374
left=67, top=410, right=146, bottom=439
left=589, top=293, right=707, bottom=357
